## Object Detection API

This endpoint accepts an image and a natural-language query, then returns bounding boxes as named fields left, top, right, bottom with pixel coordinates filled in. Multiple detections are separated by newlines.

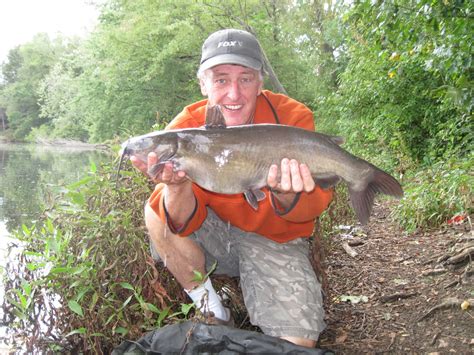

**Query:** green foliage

left=36, top=45, right=90, bottom=141
left=2, top=161, right=192, bottom=352
left=313, top=0, right=472, bottom=229
left=317, top=0, right=473, bottom=166
left=0, top=34, right=72, bottom=140
left=1, top=1, right=348, bottom=143
left=70, top=0, right=209, bottom=142
left=391, top=156, right=473, bottom=233
left=1, top=7, right=473, bottom=352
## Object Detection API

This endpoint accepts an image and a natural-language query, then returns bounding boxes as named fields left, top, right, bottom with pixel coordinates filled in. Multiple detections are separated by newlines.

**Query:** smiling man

left=132, top=29, right=333, bottom=348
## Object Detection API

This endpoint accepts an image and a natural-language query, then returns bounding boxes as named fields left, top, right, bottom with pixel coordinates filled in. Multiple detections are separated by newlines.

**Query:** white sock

left=185, top=278, right=229, bottom=321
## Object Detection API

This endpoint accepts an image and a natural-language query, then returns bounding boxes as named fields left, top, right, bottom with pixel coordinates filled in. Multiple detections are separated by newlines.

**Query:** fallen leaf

left=340, top=295, right=369, bottom=304
left=447, top=214, right=466, bottom=225
left=336, top=331, right=348, bottom=344
left=438, top=339, right=449, bottom=348
left=394, top=278, right=409, bottom=285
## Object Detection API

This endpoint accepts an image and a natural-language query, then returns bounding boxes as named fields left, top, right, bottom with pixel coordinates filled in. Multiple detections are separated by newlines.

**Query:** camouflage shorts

left=151, top=208, right=326, bottom=340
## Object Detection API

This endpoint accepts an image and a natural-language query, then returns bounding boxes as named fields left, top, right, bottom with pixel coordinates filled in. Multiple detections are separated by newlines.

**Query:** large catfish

left=120, top=105, right=403, bottom=224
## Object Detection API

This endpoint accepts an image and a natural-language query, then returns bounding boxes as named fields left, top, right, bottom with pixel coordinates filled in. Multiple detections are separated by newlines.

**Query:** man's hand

left=130, top=152, right=187, bottom=187
left=131, top=152, right=194, bottom=227
left=267, top=158, right=315, bottom=193
left=267, top=158, right=315, bottom=210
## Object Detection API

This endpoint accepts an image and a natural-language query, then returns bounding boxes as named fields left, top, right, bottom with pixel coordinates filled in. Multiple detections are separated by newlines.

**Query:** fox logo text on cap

left=217, top=41, right=243, bottom=48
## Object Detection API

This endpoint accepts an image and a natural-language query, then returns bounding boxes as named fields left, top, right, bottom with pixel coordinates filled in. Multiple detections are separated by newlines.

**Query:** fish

left=119, top=105, right=403, bottom=224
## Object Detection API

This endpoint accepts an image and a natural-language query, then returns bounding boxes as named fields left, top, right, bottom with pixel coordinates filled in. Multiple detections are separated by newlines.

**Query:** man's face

left=200, top=64, right=263, bottom=126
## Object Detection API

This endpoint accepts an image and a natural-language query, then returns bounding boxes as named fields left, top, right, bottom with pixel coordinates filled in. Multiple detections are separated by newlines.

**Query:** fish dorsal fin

left=205, top=105, right=227, bottom=129
left=329, top=135, right=345, bottom=145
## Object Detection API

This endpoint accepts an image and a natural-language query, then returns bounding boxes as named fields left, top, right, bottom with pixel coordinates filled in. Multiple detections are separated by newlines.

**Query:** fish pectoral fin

left=314, top=175, right=341, bottom=189
left=243, top=189, right=263, bottom=210
left=147, top=162, right=167, bottom=179
left=253, top=188, right=266, bottom=201
left=205, top=105, right=227, bottom=129
left=148, top=154, right=178, bottom=179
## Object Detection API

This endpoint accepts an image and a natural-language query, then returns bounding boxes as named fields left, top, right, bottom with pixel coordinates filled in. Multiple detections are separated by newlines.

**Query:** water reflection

left=0, top=143, right=110, bottom=234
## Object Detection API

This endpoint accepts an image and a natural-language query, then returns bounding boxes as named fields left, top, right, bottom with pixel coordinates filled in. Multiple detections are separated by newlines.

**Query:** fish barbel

left=120, top=106, right=403, bottom=224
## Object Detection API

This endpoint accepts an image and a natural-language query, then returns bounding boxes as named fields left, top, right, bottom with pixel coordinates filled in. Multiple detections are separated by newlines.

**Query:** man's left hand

left=267, top=158, right=315, bottom=194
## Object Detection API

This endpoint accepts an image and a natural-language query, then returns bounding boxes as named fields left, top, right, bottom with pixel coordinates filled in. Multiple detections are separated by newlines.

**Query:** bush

left=391, top=156, right=473, bottom=233
left=1, top=161, right=192, bottom=353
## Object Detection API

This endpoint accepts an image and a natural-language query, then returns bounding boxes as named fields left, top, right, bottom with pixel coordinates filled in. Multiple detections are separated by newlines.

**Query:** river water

left=0, top=142, right=110, bottom=349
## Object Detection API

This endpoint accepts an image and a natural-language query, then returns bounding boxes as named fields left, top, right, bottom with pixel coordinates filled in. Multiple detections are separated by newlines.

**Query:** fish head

left=116, top=131, right=178, bottom=183
left=120, top=131, right=178, bottom=165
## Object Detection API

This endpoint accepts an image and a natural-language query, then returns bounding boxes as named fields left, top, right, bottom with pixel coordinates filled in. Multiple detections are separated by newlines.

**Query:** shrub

left=1, top=161, right=191, bottom=353
left=391, top=156, right=473, bottom=233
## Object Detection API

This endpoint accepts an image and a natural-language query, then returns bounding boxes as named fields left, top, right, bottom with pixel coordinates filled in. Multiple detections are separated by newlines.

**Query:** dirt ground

left=317, top=201, right=473, bottom=354
left=153, top=200, right=472, bottom=354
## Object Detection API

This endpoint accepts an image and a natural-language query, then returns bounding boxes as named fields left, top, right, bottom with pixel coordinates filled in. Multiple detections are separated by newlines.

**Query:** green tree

left=37, top=40, right=90, bottom=141
left=0, top=34, right=70, bottom=140
left=55, top=0, right=343, bottom=141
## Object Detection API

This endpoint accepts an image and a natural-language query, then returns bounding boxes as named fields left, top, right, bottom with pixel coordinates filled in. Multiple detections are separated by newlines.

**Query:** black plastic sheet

left=112, top=321, right=333, bottom=354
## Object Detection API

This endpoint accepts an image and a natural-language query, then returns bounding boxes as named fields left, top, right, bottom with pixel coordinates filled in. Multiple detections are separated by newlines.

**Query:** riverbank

left=0, top=131, right=109, bottom=151
left=34, top=137, right=109, bottom=151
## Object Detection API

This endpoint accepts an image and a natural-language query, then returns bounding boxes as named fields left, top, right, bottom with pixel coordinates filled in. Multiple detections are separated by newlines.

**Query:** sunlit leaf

left=49, top=267, right=71, bottom=274
left=114, top=327, right=128, bottom=335
left=157, top=307, right=170, bottom=327
left=181, top=303, right=194, bottom=316
left=145, top=303, right=160, bottom=314
left=90, top=332, right=105, bottom=337
left=67, top=191, right=86, bottom=206
left=191, top=270, right=204, bottom=282
left=90, top=161, right=97, bottom=174
left=45, top=219, right=55, bottom=234
left=105, top=313, right=116, bottom=326
left=90, top=292, right=99, bottom=311
left=67, top=176, right=93, bottom=190
left=13, top=289, right=27, bottom=310
left=119, top=282, right=135, bottom=291
left=66, top=328, right=86, bottom=337
left=68, top=300, right=84, bottom=317
left=122, top=295, right=133, bottom=309
left=21, top=224, right=31, bottom=235
left=21, top=281, right=32, bottom=297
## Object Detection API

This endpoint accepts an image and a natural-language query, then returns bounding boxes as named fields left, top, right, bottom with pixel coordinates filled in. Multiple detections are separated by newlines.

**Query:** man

left=132, top=29, right=333, bottom=348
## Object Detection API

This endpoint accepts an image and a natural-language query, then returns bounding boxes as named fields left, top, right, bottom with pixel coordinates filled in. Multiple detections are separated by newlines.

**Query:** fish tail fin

left=349, top=168, right=403, bottom=225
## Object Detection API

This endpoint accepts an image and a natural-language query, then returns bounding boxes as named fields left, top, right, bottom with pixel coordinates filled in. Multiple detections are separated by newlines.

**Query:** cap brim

left=199, top=54, right=262, bottom=72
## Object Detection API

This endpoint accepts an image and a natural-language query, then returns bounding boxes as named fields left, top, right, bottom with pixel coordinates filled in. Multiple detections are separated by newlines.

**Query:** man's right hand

left=130, top=152, right=188, bottom=186
left=131, top=152, right=195, bottom=228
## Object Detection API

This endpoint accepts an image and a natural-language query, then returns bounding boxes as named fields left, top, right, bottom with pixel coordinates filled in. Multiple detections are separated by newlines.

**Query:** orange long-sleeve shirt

left=148, top=90, right=333, bottom=243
